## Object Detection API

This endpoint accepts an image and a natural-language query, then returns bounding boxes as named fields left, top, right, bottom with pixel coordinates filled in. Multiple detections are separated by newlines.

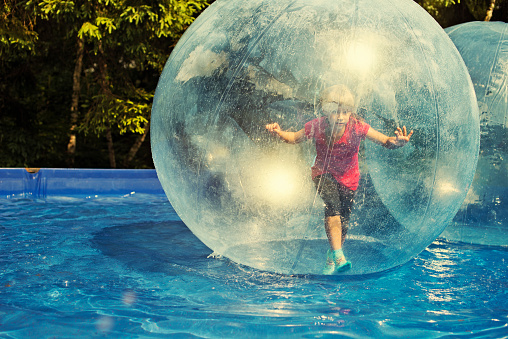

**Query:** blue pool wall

left=1, top=168, right=503, bottom=247
left=0, top=168, right=165, bottom=199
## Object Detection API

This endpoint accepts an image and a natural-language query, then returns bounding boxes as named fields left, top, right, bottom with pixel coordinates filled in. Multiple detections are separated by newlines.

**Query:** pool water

left=1, top=194, right=507, bottom=338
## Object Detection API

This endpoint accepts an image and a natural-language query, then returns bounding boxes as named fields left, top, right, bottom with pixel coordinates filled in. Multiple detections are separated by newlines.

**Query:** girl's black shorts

left=313, top=173, right=356, bottom=221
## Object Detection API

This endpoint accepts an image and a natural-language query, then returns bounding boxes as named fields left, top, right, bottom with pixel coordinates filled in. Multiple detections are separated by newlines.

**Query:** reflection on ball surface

left=151, top=0, right=479, bottom=275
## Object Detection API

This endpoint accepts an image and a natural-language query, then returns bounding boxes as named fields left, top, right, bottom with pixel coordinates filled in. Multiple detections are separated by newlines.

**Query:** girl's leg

left=314, top=174, right=355, bottom=273
left=324, top=215, right=351, bottom=273
left=325, top=215, right=343, bottom=251
left=314, top=174, right=346, bottom=250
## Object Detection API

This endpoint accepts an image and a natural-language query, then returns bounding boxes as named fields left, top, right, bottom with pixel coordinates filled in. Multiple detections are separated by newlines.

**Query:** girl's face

left=321, top=102, right=353, bottom=128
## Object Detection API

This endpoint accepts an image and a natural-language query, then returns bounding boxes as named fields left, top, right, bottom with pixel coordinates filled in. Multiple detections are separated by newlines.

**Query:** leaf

left=96, top=17, right=117, bottom=34
left=78, top=22, right=102, bottom=40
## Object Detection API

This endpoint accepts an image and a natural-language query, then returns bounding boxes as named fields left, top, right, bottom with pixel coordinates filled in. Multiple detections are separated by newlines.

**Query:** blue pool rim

left=1, top=168, right=503, bottom=247
left=0, top=168, right=165, bottom=198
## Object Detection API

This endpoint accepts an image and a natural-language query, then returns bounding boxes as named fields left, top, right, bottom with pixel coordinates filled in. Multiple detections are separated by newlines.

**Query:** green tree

left=0, top=0, right=38, bottom=59
left=0, top=1, right=75, bottom=167
left=28, top=0, right=209, bottom=168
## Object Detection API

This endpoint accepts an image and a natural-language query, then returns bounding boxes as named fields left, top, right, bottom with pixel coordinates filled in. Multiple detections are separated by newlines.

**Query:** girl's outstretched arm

left=266, top=123, right=306, bottom=144
left=366, top=126, right=413, bottom=149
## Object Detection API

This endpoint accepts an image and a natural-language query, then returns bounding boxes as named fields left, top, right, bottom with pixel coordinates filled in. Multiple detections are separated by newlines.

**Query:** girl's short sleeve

left=357, top=120, right=371, bottom=139
left=304, top=118, right=320, bottom=139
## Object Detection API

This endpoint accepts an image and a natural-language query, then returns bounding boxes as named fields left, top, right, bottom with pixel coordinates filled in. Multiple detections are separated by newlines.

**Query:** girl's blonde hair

left=319, top=85, right=355, bottom=108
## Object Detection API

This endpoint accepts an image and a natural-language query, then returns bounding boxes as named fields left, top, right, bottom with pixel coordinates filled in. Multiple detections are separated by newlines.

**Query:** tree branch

left=484, top=0, right=496, bottom=21
left=66, top=37, right=84, bottom=167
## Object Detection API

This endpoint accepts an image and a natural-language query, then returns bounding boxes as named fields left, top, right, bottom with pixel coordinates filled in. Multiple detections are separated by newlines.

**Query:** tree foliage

left=28, top=0, right=208, bottom=167
left=1, top=0, right=208, bottom=168
left=0, top=0, right=38, bottom=60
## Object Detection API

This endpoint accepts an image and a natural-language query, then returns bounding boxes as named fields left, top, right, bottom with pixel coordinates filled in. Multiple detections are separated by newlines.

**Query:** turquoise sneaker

left=322, top=250, right=336, bottom=275
left=322, top=249, right=352, bottom=275
left=334, top=257, right=352, bottom=272
left=332, top=250, right=352, bottom=273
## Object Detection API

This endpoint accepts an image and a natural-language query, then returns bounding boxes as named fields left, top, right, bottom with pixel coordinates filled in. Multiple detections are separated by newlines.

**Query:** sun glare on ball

left=262, top=165, right=299, bottom=205
left=346, top=41, right=376, bottom=76
left=244, top=157, right=307, bottom=208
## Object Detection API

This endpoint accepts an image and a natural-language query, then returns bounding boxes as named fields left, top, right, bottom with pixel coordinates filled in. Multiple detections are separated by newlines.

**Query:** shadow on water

left=89, top=174, right=420, bottom=282
left=91, top=220, right=215, bottom=276
left=91, top=219, right=410, bottom=284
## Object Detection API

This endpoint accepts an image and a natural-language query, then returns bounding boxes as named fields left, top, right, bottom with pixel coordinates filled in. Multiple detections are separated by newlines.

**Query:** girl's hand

left=394, top=126, right=413, bottom=147
left=266, top=123, right=281, bottom=135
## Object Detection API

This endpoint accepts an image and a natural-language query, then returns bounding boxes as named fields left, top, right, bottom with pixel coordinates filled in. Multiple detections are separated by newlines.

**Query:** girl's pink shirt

left=304, top=116, right=370, bottom=190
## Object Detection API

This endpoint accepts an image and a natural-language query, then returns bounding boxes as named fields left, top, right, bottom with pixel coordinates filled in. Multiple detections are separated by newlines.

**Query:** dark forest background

left=1, top=0, right=506, bottom=169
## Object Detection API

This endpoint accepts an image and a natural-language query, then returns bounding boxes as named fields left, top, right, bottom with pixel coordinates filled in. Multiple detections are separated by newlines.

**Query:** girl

left=266, top=85, right=413, bottom=274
